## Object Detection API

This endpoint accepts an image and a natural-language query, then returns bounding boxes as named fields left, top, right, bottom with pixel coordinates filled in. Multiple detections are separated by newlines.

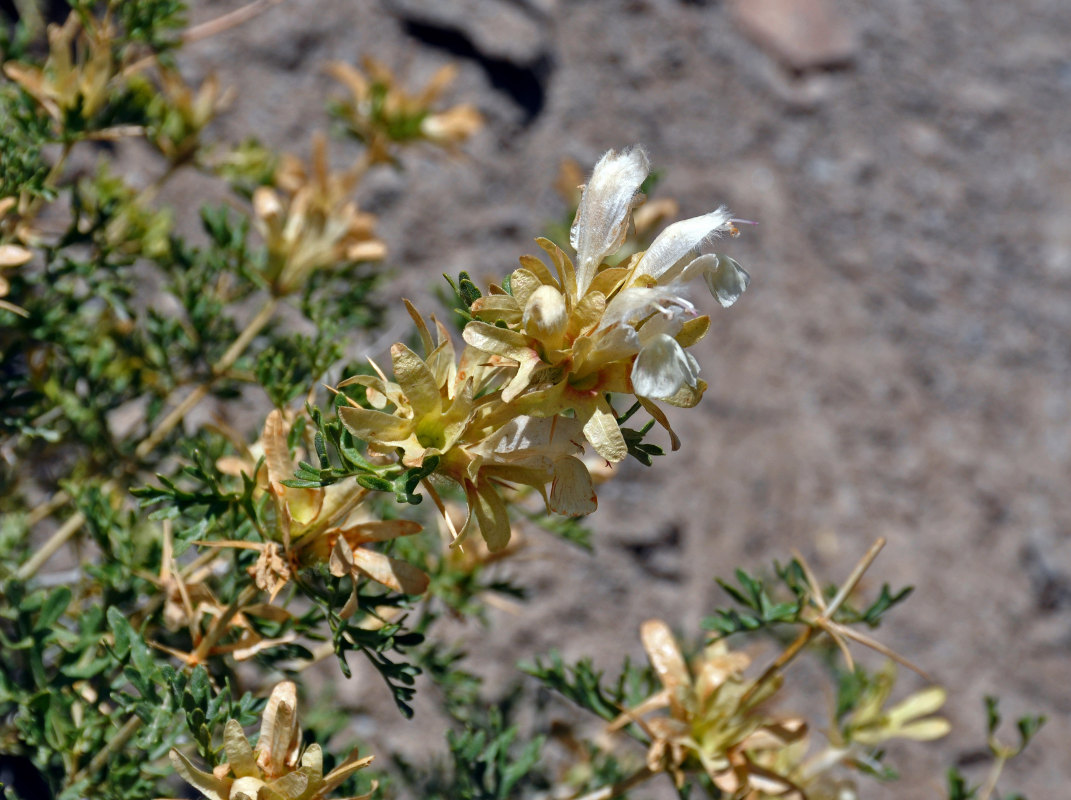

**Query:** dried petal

left=581, top=397, right=628, bottom=463
left=224, top=719, right=259, bottom=778
left=549, top=456, right=597, bottom=516
left=635, top=208, right=732, bottom=282
left=257, top=682, right=300, bottom=777
left=572, top=147, right=650, bottom=294
left=350, top=548, right=430, bottom=595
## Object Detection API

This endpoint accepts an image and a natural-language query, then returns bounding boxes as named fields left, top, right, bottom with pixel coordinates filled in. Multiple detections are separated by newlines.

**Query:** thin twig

left=190, top=584, right=259, bottom=664
left=17, top=510, right=90, bottom=580
left=134, top=296, right=279, bottom=459
left=70, top=715, right=141, bottom=784
left=26, top=489, right=71, bottom=527
left=183, top=0, right=288, bottom=43
left=19, top=298, right=279, bottom=581
left=977, top=756, right=1007, bottom=800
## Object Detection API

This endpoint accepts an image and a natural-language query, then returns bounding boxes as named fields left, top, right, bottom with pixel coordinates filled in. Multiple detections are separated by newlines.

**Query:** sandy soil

left=163, top=0, right=1071, bottom=796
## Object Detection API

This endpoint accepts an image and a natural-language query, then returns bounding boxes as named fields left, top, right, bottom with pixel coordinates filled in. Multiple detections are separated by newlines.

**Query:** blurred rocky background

left=127, top=0, right=1071, bottom=795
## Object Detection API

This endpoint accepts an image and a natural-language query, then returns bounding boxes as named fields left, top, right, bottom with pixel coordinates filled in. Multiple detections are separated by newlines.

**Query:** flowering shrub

left=0, top=3, right=1043, bottom=800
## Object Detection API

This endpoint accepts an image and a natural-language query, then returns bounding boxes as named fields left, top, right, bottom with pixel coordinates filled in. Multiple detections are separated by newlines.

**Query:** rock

left=730, top=0, right=857, bottom=71
left=387, top=0, right=548, bottom=64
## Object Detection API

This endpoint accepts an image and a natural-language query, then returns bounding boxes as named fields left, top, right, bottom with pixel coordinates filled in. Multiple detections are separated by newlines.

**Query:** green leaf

left=36, top=586, right=71, bottom=632
left=108, top=606, right=133, bottom=660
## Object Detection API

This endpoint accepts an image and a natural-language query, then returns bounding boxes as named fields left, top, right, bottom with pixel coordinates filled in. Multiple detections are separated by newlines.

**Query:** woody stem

left=70, top=715, right=142, bottom=785
left=190, top=584, right=259, bottom=664
left=739, top=626, right=815, bottom=708
left=977, top=756, right=1008, bottom=800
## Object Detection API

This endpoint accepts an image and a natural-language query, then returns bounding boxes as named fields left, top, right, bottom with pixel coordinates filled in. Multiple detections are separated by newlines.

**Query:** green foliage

left=946, top=697, right=1046, bottom=800
left=392, top=709, right=546, bottom=800
left=521, top=652, right=657, bottom=728
left=613, top=401, right=666, bottom=467
left=0, top=86, right=53, bottom=199
left=285, top=403, right=437, bottom=505
left=440, top=270, right=483, bottom=325
left=702, top=557, right=913, bottom=639
left=111, top=0, right=188, bottom=53
left=703, top=561, right=807, bottom=637
left=0, top=5, right=1050, bottom=798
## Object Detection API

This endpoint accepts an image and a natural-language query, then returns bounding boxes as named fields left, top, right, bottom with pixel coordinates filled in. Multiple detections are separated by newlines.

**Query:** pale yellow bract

left=208, top=410, right=428, bottom=603
left=170, top=681, right=376, bottom=800
left=253, top=134, right=386, bottom=297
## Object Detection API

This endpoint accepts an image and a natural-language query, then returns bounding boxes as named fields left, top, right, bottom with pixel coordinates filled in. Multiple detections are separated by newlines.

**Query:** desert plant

left=0, top=3, right=1043, bottom=800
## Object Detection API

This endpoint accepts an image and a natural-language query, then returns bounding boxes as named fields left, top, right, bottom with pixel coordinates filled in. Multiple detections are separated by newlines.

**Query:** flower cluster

left=141, top=68, right=233, bottom=167
left=215, top=410, right=429, bottom=601
left=253, top=134, right=386, bottom=296
left=326, top=57, right=482, bottom=164
left=171, top=681, right=375, bottom=800
left=614, top=620, right=949, bottom=797
left=337, top=146, right=749, bottom=550
left=3, top=13, right=120, bottom=126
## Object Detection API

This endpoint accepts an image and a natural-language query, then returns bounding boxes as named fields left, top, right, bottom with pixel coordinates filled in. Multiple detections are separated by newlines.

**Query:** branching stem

left=18, top=297, right=279, bottom=580
left=70, top=715, right=142, bottom=785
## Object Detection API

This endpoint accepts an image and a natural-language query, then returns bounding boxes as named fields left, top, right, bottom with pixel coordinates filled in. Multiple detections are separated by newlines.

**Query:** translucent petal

left=470, top=481, right=512, bottom=551
left=258, top=682, right=299, bottom=776
left=224, top=719, right=259, bottom=778
left=461, top=320, right=534, bottom=361
left=390, top=343, right=441, bottom=419
left=641, top=620, right=689, bottom=693
left=343, top=519, right=423, bottom=544
left=300, top=743, right=323, bottom=777
left=169, top=749, right=230, bottom=800
left=231, top=776, right=266, bottom=800
left=631, top=334, right=699, bottom=399
left=338, top=406, right=414, bottom=444
left=702, top=254, right=751, bottom=308
left=264, top=770, right=308, bottom=799
left=351, top=548, right=429, bottom=595
left=522, top=284, right=568, bottom=344
left=549, top=456, right=597, bottom=516
left=886, top=686, right=948, bottom=729
left=602, top=286, right=694, bottom=330
left=581, top=397, right=628, bottom=463
left=894, top=718, right=952, bottom=741
left=572, top=147, right=649, bottom=294
left=635, top=208, right=731, bottom=281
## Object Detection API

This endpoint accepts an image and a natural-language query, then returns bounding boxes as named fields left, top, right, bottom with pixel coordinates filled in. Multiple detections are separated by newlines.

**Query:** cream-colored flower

left=171, top=681, right=375, bottom=800
left=326, top=58, right=482, bottom=163
left=610, top=620, right=806, bottom=794
left=253, top=134, right=385, bottom=296
left=460, top=146, right=747, bottom=460
left=338, top=306, right=597, bottom=551
left=3, top=12, right=118, bottom=123
left=144, top=68, right=233, bottom=166
left=837, top=663, right=950, bottom=747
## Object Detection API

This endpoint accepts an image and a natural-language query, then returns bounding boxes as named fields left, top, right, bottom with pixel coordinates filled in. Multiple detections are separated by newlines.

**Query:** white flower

left=569, top=145, right=750, bottom=310
left=631, top=311, right=700, bottom=399
left=468, top=415, right=597, bottom=516
left=680, top=253, right=751, bottom=308
left=571, top=146, right=650, bottom=295
left=592, top=286, right=700, bottom=400
left=633, top=208, right=733, bottom=282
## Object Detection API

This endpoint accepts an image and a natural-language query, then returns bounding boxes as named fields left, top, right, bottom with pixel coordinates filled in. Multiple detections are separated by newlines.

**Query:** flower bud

left=522, top=284, right=568, bottom=350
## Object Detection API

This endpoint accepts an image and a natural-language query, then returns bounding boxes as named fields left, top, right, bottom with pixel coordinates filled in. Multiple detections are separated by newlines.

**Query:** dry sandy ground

left=163, top=0, right=1071, bottom=796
